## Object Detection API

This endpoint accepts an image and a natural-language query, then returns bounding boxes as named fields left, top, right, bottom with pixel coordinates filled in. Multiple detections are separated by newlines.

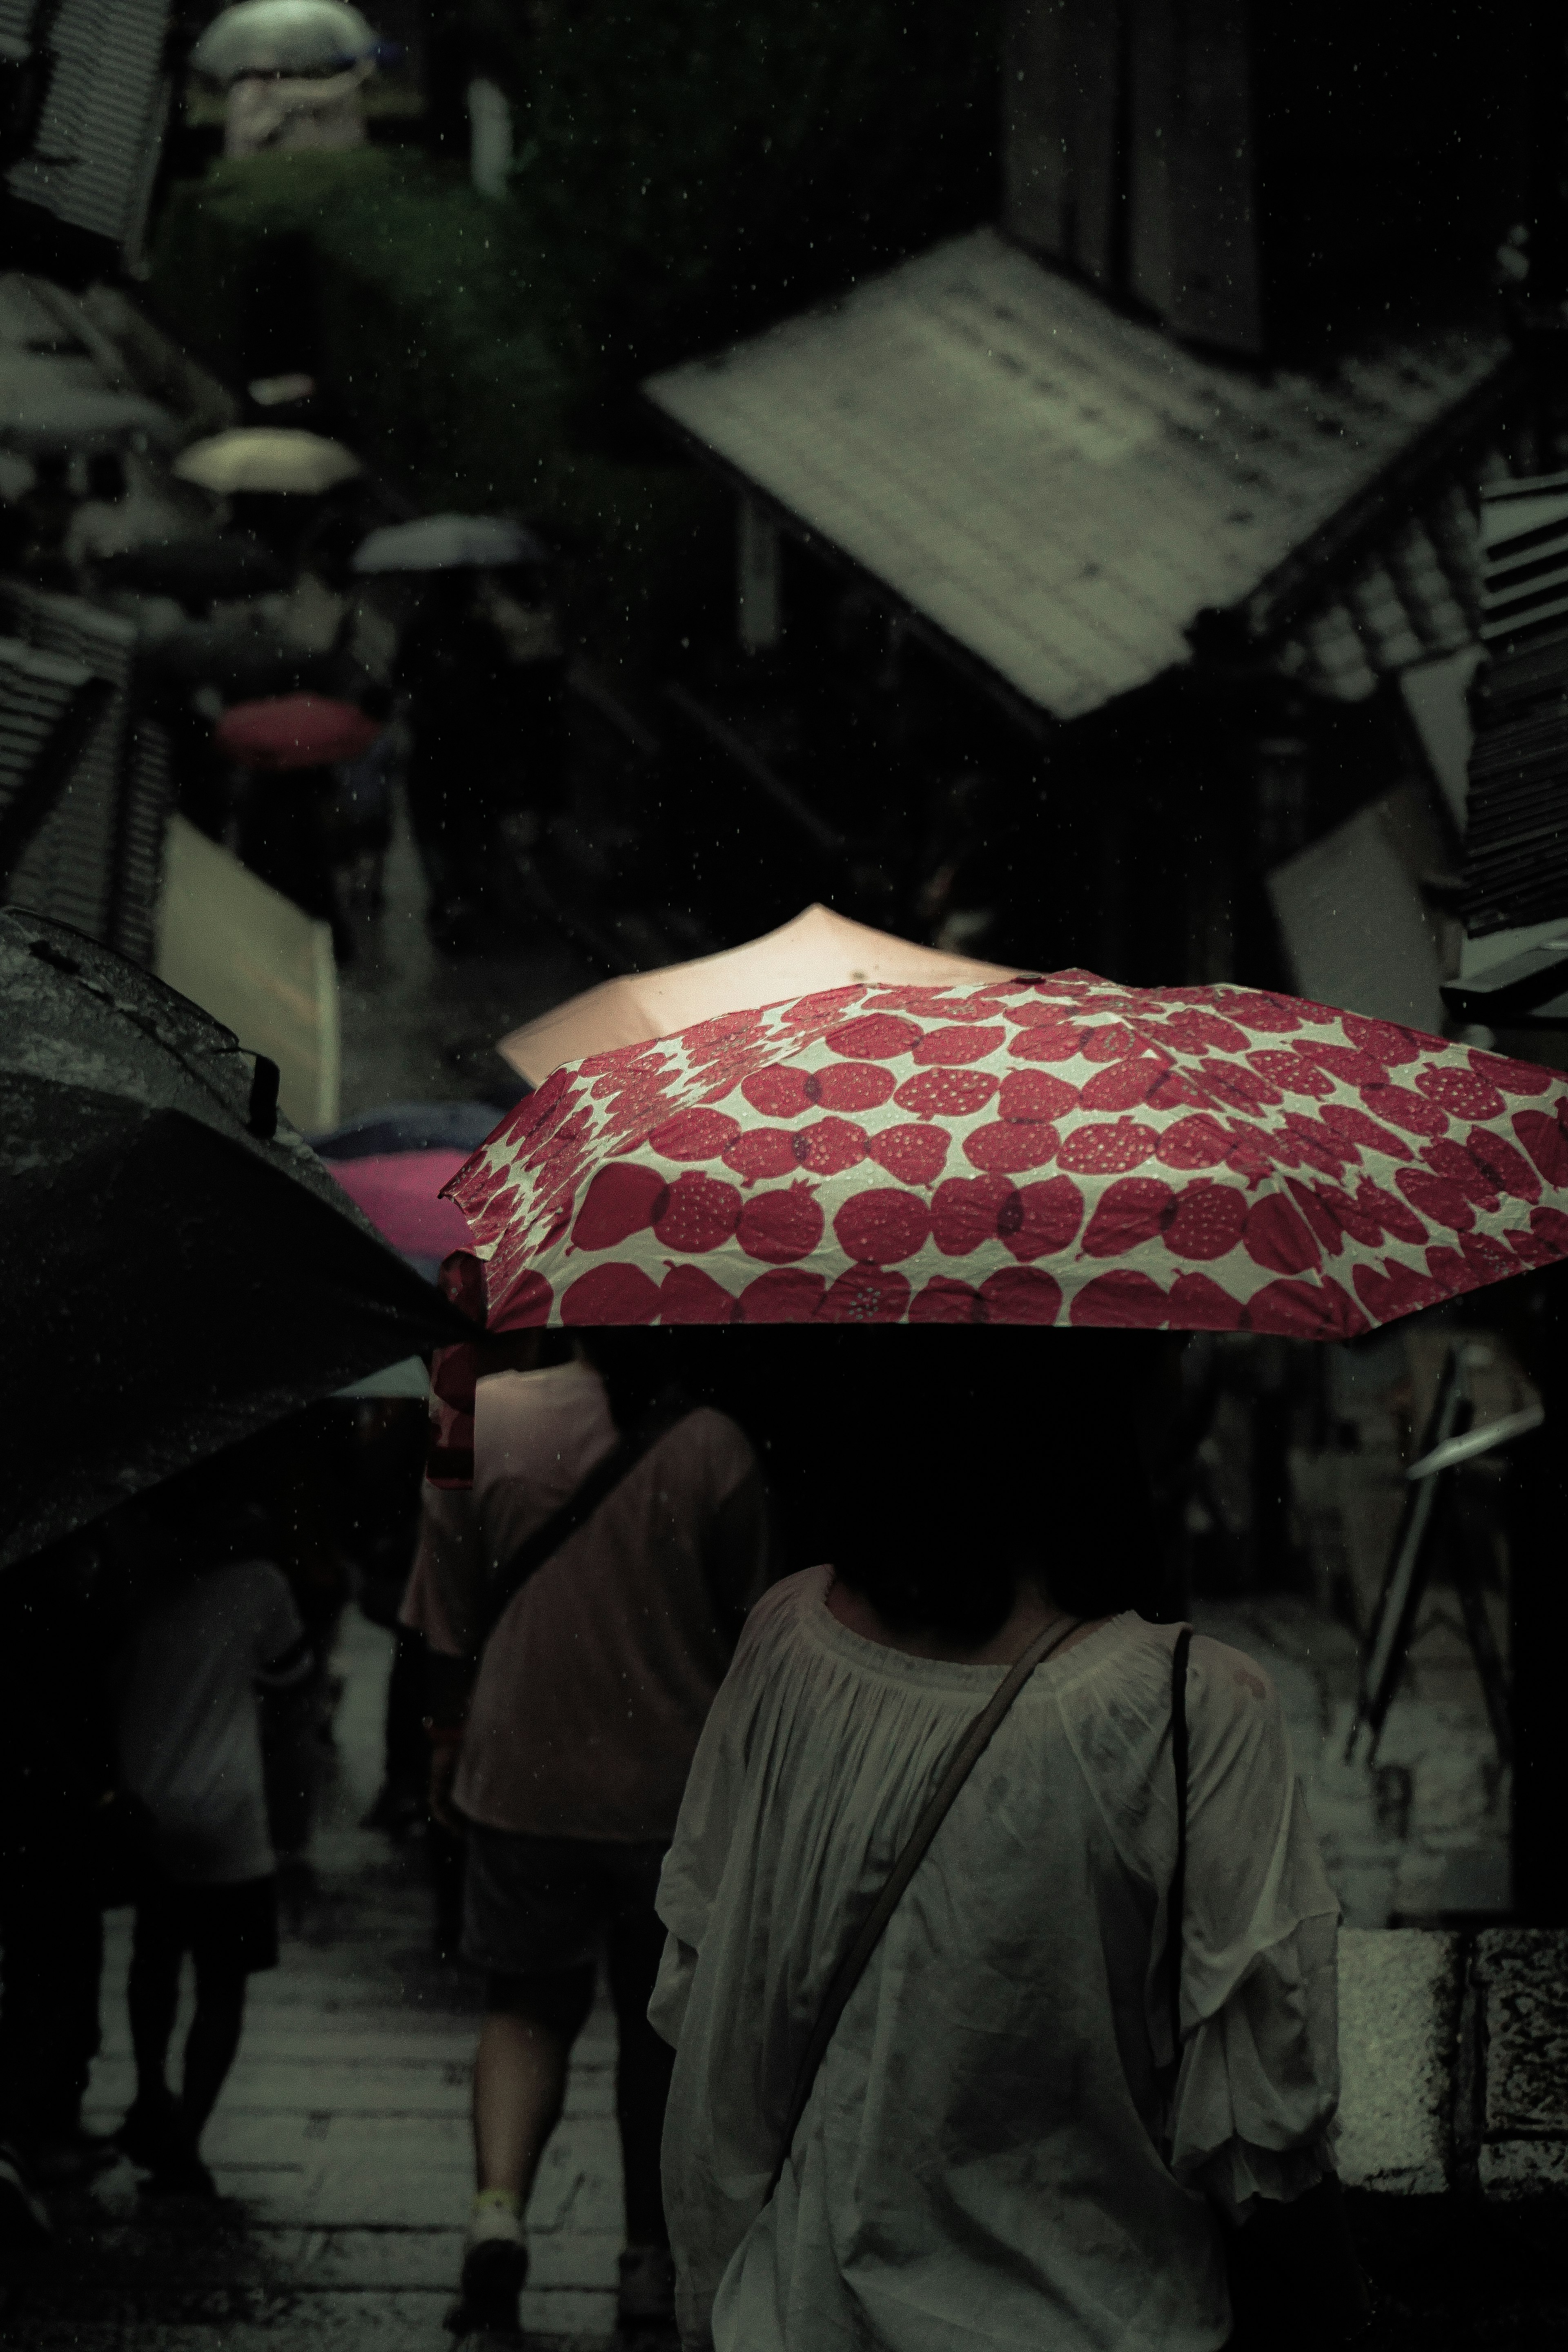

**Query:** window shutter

left=1004, top=0, right=1123, bottom=288
left=1130, top=0, right=1263, bottom=356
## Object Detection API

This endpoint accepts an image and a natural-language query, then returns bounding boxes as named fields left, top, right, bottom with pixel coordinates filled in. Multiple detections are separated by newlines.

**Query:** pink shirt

left=403, top=1360, right=771, bottom=1842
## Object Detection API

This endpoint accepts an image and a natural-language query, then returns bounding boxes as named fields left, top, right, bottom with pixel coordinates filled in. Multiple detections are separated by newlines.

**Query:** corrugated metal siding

left=1461, top=478, right=1568, bottom=935
left=2, top=583, right=140, bottom=949
left=6, top=0, right=171, bottom=250
left=646, top=228, right=1506, bottom=722
left=112, top=712, right=171, bottom=966
left=0, top=632, right=94, bottom=848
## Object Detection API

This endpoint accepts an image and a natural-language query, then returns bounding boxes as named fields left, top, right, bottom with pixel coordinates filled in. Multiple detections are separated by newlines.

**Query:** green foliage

left=149, top=149, right=722, bottom=648
left=146, top=3, right=1001, bottom=650
left=526, top=0, right=1001, bottom=369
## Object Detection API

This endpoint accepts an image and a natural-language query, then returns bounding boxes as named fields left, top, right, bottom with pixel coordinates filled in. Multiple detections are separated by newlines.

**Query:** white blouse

left=650, top=1570, right=1340, bottom=2352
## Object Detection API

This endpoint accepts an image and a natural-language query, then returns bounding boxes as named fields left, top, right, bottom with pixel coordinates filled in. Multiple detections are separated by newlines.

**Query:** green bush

left=526, top=0, right=1001, bottom=372
left=149, top=148, right=725, bottom=651
left=146, top=3, right=1000, bottom=653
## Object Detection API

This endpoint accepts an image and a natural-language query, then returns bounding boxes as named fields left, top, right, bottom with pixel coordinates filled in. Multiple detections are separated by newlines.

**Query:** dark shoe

left=20, top=2130, right=116, bottom=2187
left=448, top=2221, right=527, bottom=2336
left=614, top=2321, right=679, bottom=2352
left=0, top=2143, right=51, bottom=2245
left=113, top=2092, right=183, bottom=2171
left=615, top=2245, right=677, bottom=2348
left=140, top=2149, right=218, bottom=2200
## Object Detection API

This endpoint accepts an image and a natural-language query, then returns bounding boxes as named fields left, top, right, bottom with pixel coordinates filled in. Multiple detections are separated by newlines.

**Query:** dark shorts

left=134, top=1873, right=279, bottom=1977
left=462, top=1827, right=668, bottom=1978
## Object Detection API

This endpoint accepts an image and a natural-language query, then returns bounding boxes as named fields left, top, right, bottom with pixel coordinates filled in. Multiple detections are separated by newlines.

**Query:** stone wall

left=1338, top=1927, right=1568, bottom=2200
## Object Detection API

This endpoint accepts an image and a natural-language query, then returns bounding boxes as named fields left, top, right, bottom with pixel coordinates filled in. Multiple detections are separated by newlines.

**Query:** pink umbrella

left=325, top=1151, right=476, bottom=1265
left=441, top=970, right=1568, bottom=1332
left=497, top=904, right=1026, bottom=1085
left=215, top=693, right=382, bottom=772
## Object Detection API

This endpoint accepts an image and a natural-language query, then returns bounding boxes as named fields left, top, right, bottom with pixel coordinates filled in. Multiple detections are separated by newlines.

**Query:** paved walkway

left=8, top=1610, right=623, bottom=2350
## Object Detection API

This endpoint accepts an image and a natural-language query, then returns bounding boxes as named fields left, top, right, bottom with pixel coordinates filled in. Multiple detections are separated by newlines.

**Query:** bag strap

left=766, top=1608, right=1084, bottom=2201
left=1160, top=1625, right=1195, bottom=2110
left=468, top=1398, right=693, bottom=1660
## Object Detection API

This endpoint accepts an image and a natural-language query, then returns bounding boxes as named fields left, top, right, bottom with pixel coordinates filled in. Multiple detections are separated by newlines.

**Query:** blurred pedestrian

left=347, top=1400, right=440, bottom=1839
left=0, top=1530, right=120, bottom=2192
left=111, top=1455, right=312, bottom=2196
left=403, top=1330, right=773, bottom=2348
left=394, top=560, right=563, bottom=953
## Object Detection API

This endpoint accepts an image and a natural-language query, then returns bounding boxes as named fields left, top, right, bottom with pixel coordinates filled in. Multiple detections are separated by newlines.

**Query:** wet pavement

left=334, top=780, right=597, bottom=1124
left=4, top=1609, right=623, bottom=2350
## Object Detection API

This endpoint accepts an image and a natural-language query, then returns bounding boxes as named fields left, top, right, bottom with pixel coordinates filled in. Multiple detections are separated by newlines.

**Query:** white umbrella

left=1, top=388, right=178, bottom=454
left=173, top=427, right=363, bottom=494
left=498, top=903, right=1031, bottom=1085
left=191, top=0, right=378, bottom=81
left=352, top=512, right=547, bottom=574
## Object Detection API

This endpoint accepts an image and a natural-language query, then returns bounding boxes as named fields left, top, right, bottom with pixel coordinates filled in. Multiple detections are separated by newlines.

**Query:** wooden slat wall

left=1008, top=0, right=1263, bottom=357
left=1003, top=0, right=1075, bottom=258
left=1003, top=0, right=1124, bottom=288
left=1163, top=0, right=1262, bottom=356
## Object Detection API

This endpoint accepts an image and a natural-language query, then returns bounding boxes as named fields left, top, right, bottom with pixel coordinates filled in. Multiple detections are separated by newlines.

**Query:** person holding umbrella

left=650, top=1342, right=1369, bottom=2352
left=361, top=516, right=562, bottom=954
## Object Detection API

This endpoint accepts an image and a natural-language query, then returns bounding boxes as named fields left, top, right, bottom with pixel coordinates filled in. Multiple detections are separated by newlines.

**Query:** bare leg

left=473, top=2006, right=573, bottom=2201
left=126, top=1910, right=181, bottom=2107
left=459, top=1970, right=595, bottom=2330
left=606, top=1905, right=675, bottom=2250
left=182, top=1966, right=247, bottom=2142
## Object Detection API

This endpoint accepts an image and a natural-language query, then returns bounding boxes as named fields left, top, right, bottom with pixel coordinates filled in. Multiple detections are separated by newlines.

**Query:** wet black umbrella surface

left=0, top=907, right=474, bottom=1571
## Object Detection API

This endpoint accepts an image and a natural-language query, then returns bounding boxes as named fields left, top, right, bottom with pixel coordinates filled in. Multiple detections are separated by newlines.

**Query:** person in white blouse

left=649, top=1359, right=1369, bottom=2352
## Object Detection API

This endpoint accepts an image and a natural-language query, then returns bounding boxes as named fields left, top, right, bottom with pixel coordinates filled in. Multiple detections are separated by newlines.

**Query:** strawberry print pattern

left=442, top=973, right=1568, bottom=1332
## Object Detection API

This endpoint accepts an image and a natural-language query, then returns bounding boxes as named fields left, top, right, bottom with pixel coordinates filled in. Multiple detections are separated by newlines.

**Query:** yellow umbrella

left=173, top=428, right=363, bottom=495
left=498, top=903, right=1029, bottom=1085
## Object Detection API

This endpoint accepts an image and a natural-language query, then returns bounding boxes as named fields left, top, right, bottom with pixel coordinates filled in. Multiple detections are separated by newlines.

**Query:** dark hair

left=565, top=1329, right=1166, bottom=1644
left=572, top=1328, right=694, bottom=1432
left=809, top=1336, right=1160, bottom=1642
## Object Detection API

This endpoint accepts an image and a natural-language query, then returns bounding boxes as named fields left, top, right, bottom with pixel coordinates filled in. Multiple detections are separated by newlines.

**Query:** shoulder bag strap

left=766, top=1609, right=1084, bottom=2201
left=468, top=1399, right=693, bottom=1661
left=1160, top=1625, right=1195, bottom=2114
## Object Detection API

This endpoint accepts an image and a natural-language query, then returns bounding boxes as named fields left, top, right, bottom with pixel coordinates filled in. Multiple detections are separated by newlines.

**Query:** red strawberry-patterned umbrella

left=214, top=693, right=382, bottom=773
left=438, top=971, right=1568, bottom=1335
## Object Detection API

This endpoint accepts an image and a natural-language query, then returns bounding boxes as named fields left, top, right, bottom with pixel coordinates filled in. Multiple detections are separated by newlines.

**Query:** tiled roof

left=646, top=228, right=1508, bottom=722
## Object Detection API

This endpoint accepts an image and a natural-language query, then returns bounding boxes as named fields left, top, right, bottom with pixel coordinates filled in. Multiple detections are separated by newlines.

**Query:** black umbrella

left=0, top=907, right=474, bottom=1572
left=95, top=534, right=292, bottom=613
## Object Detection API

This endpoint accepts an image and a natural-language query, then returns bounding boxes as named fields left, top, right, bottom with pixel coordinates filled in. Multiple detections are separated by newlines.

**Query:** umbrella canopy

left=499, top=904, right=1024, bottom=1085
left=0, top=387, right=178, bottom=456
left=191, top=0, right=377, bottom=80
left=174, top=428, right=363, bottom=496
left=95, top=533, right=291, bottom=606
left=313, top=1100, right=502, bottom=1273
left=323, top=1152, right=482, bottom=1268
left=312, top=1099, right=505, bottom=1158
left=447, top=969, right=1568, bottom=1332
left=352, top=512, right=547, bottom=575
left=215, top=692, right=382, bottom=771
left=0, top=906, right=472, bottom=1571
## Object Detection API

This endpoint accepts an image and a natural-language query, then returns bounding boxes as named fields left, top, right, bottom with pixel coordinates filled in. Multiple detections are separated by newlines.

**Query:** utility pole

left=1487, top=11, right=1568, bottom=1926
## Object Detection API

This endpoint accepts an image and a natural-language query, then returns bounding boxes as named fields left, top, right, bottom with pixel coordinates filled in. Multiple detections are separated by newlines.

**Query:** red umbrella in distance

left=215, top=693, right=382, bottom=772
left=439, top=970, right=1568, bottom=1333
